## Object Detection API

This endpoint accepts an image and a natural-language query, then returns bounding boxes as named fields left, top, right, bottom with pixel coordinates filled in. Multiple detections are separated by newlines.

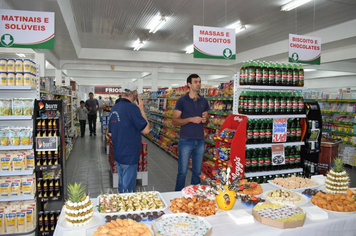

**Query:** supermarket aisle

left=65, top=121, right=192, bottom=198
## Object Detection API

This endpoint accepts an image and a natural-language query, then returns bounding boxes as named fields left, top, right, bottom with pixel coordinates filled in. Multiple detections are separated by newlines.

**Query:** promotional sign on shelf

left=289, top=34, right=321, bottom=65
left=214, top=114, right=247, bottom=179
left=36, top=137, right=58, bottom=151
left=95, top=86, right=122, bottom=94
left=271, top=144, right=285, bottom=166
left=272, top=118, right=287, bottom=142
left=0, top=9, right=55, bottom=49
left=193, top=25, right=235, bottom=60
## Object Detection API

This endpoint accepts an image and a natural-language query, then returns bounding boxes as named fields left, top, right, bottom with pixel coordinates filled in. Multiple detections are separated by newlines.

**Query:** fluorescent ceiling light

left=133, top=39, right=145, bottom=51
left=185, top=45, right=194, bottom=54
left=226, top=21, right=247, bottom=34
left=281, top=0, right=313, bottom=11
left=148, top=14, right=167, bottom=34
left=16, top=53, right=26, bottom=57
left=304, top=68, right=317, bottom=72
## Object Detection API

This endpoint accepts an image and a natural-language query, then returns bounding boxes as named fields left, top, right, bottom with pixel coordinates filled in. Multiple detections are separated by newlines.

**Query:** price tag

left=271, top=144, right=285, bottom=166
left=272, top=118, right=287, bottom=142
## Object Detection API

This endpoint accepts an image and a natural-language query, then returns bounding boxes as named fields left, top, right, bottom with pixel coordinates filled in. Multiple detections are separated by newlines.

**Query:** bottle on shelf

left=266, top=119, right=272, bottom=143
left=261, top=92, right=268, bottom=114
left=286, top=92, right=292, bottom=114
left=296, top=119, right=302, bottom=141
left=257, top=148, right=264, bottom=172
left=280, top=92, right=287, bottom=114
left=298, top=64, right=304, bottom=87
left=275, top=62, right=282, bottom=86
left=238, top=91, right=245, bottom=114
left=245, top=149, right=251, bottom=173
left=255, top=61, right=263, bottom=85
left=251, top=149, right=257, bottom=172
left=289, top=146, right=296, bottom=169
left=248, top=61, right=256, bottom=85
left=290, top=119, right=296, bottom=142
left=274, top=92, right=280, bottom=114
left=262, top=61, right=269, bottom=85
left=287, top=119, right=291, bottom=142
left=243, top=91, right=249, bottom=114
left=260, top=119, right=266, bottom=143
left=246, top=119, right=253, bottom=144
left=267, top=92, right=274, bottom=114
left=248, top=91, right=255, bottom=115
left=253, top=120, right=260, bottom=144
left=292, top=92, right=299, bottom=114
left=284, top=146, right=290, bottom=169
left=295, top=146, right=301, bottom=168
left=264, top=147, right=271, bottom=171
left=244, top=61, right=250, bottom=85
left=268, top=62, right=275, bottom=86
left=281, top=63, right=288, bottom=86
left=297, top=91, right=305, bottom=114
left=254, top=92, right=262, bottom=114
left=287, top=64, right=293, bottom=86
left=239, top=61, right=246, bottom=85
left=292, top=64, right=299, bottom=86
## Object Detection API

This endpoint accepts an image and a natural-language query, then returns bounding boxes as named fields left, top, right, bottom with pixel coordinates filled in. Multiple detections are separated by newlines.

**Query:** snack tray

left=95, top=191, right=168, bottom=215
left=181, top=185, right=216, bottom=200
left=268, top=180, right=323, bottom=192
left=263, top=190, right=310, bottom=206
left=310, top=201, right=356, bottom=214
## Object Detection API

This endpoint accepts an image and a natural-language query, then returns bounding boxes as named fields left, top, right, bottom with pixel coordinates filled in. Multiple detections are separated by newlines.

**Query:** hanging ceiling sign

left=0, top=9, right=54, bottom=49
left=95, top=86, right=122, bottom=94
left=289, top=34, right=321, bottom=65
left=193, top=25, right=235, bottom=60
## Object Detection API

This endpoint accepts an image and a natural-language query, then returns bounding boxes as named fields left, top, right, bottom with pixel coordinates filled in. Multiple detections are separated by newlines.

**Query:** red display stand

left=214, top=114, right=247, bottom=179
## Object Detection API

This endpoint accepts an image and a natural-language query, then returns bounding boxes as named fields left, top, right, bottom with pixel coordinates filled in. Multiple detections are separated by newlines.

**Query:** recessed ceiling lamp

left=148, top=14, right=167, bottom=34
left=185, top=45, right=194, bottom=54
left=226, top=21, right=247, bottom=34
left=16, top=53, right=26, bottom=57
left=304, top=68, right=317, bottom=72
left=281, top=0, right=313, bottom=11
left=133, top=39, right=145, bottom=51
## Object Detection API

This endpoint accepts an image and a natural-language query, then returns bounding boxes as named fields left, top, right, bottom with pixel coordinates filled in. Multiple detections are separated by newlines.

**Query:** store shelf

left=305, top=98, right=356, bottom=103
left=244, top=168, right=303, bottom=178
left=40, top=196, right=62, bottom=202
left=0, top=145, right=33, bottom=150
left=206, top=97, right=233, bottom=101
left=204, top=125, right=221, bottom=130
left=204, top=153, right=214, bottom=161
left=340, top=141, right=356, bottom=146
left=208, top=111, right=231, bottom=116
left=0, top=86, right=36, bottom=90
left=148, top=118, right=180, bottom=132
left=160, top=132, right=179, bottom=142
left=146, top=110, right=173, bottom=118
left=0, top=169, right=33, bottom=176
left=205, top=139, right=216, bottom=145
left=237, top=85, right=307, bottom=90
left=246, top=141, right=305, bottom=148
left=0, top=115, right=32, bottom=120
left=242, top=114, right=306, bottom=119
left=0, top=227, right=36, bottom=236
left=0, top=194, right=35, bottom=202
left=322, top=119, right=355, bottom=126
left=321, top=110, right=356, bottom=115
left=322, top=130, right=356, bottom=136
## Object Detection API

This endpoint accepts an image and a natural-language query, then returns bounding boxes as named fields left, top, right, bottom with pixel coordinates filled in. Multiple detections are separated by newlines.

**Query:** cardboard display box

left=252, top=207, right=306, bottom=229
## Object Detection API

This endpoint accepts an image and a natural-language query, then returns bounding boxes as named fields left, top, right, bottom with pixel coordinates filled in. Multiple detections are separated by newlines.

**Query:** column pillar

left=55, top=69, right=62, bottom=84
left=138, top=78, right=143, bottom=94
left=35, top=53, right=45, bottom=77
left=151, top=68, right=158, bottom=91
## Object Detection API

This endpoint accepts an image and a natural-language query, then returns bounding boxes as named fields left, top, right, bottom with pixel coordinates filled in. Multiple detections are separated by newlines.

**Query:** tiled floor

left=64, top=121, right=356, bottom=199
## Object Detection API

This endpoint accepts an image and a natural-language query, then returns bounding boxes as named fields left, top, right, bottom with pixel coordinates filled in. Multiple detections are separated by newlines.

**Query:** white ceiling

left=2, top=0, right=356, bottom=90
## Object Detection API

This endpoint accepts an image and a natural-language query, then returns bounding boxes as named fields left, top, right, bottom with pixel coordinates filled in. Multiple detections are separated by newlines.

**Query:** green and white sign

left=0, top=9, right=54, bottom=49
left=193, top=25, right=235, bottom=60
left=289, top=34, right=321, bottom=65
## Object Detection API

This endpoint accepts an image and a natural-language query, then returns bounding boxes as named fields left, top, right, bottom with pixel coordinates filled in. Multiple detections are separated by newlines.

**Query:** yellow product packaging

left=15, top=73, right=23, bottom=86
left=0, top=128, right=10, bottom=146
left=20, top=127, right=32, bottom=146
left=16, top=209, right=26, bottom=233
left=12, top=154, right=24, bottom=171
left=23, top=73, right=31, bottom=86
left=12, top=99, right=22, bottom=116
left=21, top=177, right=33, bottom=195
left=0, top=179, right=12, bottom=197
left=25, top=150, right=34, bottom=170
left=5, top=209, right=16, bottom=234
left=21, top=99, right=34, bottom=116
left=0, top=72, right=7, bottom=86
left=10, top=179, right=21, bottom=196
left=0, top=99, right=12, bottom=116
left=0, top=210, right=4, bottom=234
left=0, top=153, right=12, bottom=171
left=7, top=72, right=15, bottom=86
left=25, top=205, right=34, bottom=231
left=9, top=128, right=21, bottom=146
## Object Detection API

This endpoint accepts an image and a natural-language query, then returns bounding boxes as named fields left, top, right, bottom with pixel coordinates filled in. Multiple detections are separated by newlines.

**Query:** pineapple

left=67, top=182, right=86, bottom=203
left=325, top=158, right=350, bottom=194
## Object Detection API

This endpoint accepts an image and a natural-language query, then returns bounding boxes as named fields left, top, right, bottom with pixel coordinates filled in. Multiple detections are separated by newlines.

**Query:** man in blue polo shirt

left=108, top=82, right=150, bottom=193
left=172, top=74, right=209, bottom=191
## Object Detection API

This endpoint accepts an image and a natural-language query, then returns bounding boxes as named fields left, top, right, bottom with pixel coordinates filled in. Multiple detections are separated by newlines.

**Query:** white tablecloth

left=54, top=184, right=356, bottom=236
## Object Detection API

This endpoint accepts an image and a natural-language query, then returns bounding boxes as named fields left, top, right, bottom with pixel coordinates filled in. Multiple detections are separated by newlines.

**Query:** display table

left=54, top=183, right=356, bottom=236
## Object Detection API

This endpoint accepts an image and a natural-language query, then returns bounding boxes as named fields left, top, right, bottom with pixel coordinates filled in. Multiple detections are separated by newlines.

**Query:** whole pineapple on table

left=65, top=182, right=94, bottom=227
left=325, top=158, right=350, bottom=194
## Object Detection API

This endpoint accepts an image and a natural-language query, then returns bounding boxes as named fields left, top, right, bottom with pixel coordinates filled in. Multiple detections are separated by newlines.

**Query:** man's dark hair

left=89, top=92, right=93, bottom=95
left=99, top=96, right=102, bottom=99
left=80, top=100, right=85, bottom=104
left=187, top=74, right=200, bottom=85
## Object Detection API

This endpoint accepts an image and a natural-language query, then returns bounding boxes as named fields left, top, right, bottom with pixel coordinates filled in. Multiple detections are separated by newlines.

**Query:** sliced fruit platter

left=182, top=185, right=216, bottom=200
left=96, top=191, right=167, bottom=215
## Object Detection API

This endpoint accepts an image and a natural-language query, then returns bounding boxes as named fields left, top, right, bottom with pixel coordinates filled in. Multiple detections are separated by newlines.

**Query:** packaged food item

left=5, top=209, right=16, bottom=234
left=0, top=153, right=11, bottom=171
left=0, top=128, right=10, bottom=146
left=15, top=73, right=24, bottom=86
left=20, top=127, right=32, bottom=146
left=12, top=99, right=22, bottom=116
left=22, top=99, right=34, bottom=116
left=23, top=73, right=31, bottom=86
left=0, top=210, right=4, bottom=233
left=25, top=150, right=34, bottom=170
left=11, top=178, right=21, bottom=196
left=12, top=154, right=24, bottom=171
left=0, top=59, right=7, bottom=72
left=23, top=59, right=31, bottom=73
left=25, top=205, right=34, bottom=230
left=0, top=179, right=12, bottom=197
left=0, top=72, right=6, bottom=86
left=0, top=99, right=12, bottom=116
left=7, top=72, right=15, bottom=86
left=21, top=176, right=33, bottom=195
left=7, top=59, right=15, bottom=72
left=16, top=209, right=26, bottom=232
left=10, top=128, right=21, bottom=146
left=15, top=59, right=23, bottom=72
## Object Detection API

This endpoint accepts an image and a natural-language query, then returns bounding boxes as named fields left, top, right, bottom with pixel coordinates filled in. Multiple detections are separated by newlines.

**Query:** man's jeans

left=175, top=139, right=205, bottom=191
left=116, top=162, right=138, bottom=193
